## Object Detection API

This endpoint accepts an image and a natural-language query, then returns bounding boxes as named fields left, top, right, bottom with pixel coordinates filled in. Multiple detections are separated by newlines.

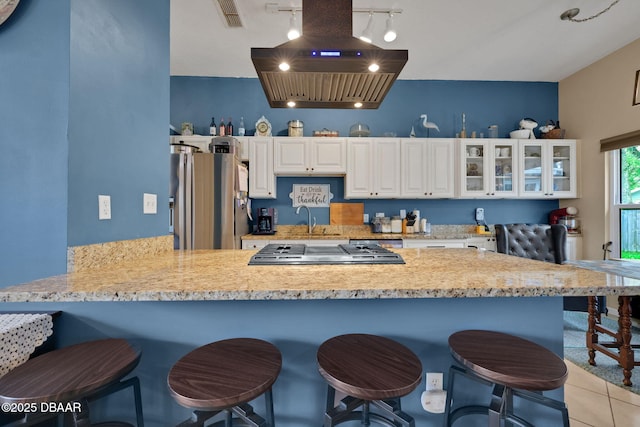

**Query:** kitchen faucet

left=295, top=205, right=316, bottom=234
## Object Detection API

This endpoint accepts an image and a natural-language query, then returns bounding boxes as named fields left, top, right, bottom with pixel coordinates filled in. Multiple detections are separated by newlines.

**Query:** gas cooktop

left=248, top=244, right=405, bottom=265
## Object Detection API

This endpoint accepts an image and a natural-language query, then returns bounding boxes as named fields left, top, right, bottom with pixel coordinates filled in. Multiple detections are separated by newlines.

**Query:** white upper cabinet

left=249, top=137, right=276, bottom=199
left=345, top=138, right=401, bottom=199
left=400, top=138, right=455, bottom=198
left=273, top=137, right=346, bottom=175
left=518, top=139, right=577, bottom=199
left=458, top=138, right=519, bottom=198
left=171, top=136, right=249, bottom=161
left=233, top=136, right=250, bottom=161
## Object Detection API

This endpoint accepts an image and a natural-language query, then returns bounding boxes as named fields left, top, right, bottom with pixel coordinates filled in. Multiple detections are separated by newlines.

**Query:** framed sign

left=289, top=184, right=333, bottom=207
left=634, top=70, right=640, bottom=106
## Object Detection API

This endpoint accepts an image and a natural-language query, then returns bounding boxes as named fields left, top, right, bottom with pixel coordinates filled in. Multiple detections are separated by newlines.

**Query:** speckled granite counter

left=1, top=248, right=637, bottom=303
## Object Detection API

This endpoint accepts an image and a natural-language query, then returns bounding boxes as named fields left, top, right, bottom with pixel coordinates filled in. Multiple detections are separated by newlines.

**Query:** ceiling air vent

left=216, top=0, right=243, bottom=28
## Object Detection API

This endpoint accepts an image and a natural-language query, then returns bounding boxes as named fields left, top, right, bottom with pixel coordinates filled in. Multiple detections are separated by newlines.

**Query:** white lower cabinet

left=403, top=239, right=466, bottom=249
left=241, top=240, right=270, bottom=250
left=566, top=235, right=583, bottom=260
left=242, top=239, right=349, bottom=250
left=465, top=237, right=497, bottom=251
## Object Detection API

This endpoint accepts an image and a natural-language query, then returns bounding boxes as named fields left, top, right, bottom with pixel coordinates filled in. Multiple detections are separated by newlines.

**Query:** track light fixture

left=287, top=10, right=300, bottom=40
left=383, top=12, right=397, bottom=42
left=269, top=4, right=402, bottom=44
left=359, top=12, right=374, bottom=43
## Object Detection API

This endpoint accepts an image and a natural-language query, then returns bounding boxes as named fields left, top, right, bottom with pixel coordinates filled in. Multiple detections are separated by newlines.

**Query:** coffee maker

left=255, top=208, right=277, bottom=234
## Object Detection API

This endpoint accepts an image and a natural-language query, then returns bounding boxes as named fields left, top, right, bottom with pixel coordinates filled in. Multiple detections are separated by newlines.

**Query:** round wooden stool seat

left=318, top=334, right=422, bottom=401
left=168, top=338, right=281, bottom=415
left=448, top=330, right=567, bottom=391
left=445, top=330, right=569, bottom=427
left=317, top=334, right=422, bottom=427
left=0, top=338, right=143, bottom=426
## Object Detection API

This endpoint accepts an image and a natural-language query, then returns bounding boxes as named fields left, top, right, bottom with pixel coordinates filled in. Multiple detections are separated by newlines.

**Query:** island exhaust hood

left=251, top=0, right=408, bottom=109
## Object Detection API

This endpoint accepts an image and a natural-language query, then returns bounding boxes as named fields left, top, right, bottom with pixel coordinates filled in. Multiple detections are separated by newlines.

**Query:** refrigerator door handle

left=177, top=153, right=186, bottom=250
left=185, top=153, right=194, bottom=250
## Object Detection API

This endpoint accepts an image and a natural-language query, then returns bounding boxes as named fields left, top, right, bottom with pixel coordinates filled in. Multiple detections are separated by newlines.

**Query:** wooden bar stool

left=444, top=330, right=569, bottom=427
left=168, top=338, right=281, bottom=427
left=317, top=334, right=422, bottom=427
left=0, top=338, right=144, bottom=427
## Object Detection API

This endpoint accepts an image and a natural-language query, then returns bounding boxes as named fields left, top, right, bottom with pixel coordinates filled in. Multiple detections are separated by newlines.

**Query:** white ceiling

left=170, top=0, right=640, bottom=82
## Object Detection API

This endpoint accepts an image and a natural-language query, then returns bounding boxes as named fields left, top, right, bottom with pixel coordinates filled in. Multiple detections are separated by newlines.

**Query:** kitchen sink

left=248, top=244, right=405, bottom=265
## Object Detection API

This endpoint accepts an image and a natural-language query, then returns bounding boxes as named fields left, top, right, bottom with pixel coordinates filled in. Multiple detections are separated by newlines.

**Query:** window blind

left=600, top=129, right=640, bottom=152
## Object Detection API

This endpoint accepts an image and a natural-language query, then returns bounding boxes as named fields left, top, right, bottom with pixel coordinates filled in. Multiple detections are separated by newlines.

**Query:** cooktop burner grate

left=248, top=244, right=405, bottom=265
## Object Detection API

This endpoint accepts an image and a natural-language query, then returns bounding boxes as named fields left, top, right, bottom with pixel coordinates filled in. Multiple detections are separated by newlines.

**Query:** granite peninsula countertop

left=1, top=248, right=638, bottom=303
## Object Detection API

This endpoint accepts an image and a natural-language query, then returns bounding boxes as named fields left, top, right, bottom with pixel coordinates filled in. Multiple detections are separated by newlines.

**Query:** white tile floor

left=565, top=359, right=640, bottom=426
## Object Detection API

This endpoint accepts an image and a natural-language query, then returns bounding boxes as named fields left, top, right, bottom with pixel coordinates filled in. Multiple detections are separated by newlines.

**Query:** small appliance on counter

left=549, top=206, right=580, bottom=234
left=254, top=208, right=277, bottom=235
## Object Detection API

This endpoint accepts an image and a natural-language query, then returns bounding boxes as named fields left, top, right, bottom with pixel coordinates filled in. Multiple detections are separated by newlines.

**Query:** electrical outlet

left=363, top=213, right=369, bottom=223
left=426, top=372, right=443, bottom=391
left=475, top=207, right=485, bottom=222
left=98, top=195, right=111, bottom=220
left=143, top=193, right=157, bottom=214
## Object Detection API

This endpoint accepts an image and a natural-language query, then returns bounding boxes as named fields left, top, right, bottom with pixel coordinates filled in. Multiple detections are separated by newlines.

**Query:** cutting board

left=330, top=203, right=364, bottom=225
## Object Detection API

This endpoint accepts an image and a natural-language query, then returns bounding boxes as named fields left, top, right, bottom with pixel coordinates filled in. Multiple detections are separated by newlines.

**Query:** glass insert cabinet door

left=460, top=139, right=518, bottom=197
left=463, top=142, right=486, bottom=195
left=493, top=142, right=515, bottom=195
left=520, top=140, right=576, bottom=198
left=551, top=143, right=573, bottom=193
left=522, top=143, right=544, bottom=196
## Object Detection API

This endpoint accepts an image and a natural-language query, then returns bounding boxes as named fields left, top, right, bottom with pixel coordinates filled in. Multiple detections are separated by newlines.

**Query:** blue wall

left=67, top=0, right=170, bottom=246
left=0, top=297, right=566, bottom=427
left=0, top=0, right=70, bottom=287
left=0, top=0, right=170, bottom=287
left=171, top=77, right=560, bottom=226
left=170, top=77, right=557, bottom=139
left=252, top=176, right=559, bottom=226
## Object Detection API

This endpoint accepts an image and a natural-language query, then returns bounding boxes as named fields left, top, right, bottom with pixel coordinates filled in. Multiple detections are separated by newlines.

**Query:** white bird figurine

left=420, top=114, right=440, bottom=136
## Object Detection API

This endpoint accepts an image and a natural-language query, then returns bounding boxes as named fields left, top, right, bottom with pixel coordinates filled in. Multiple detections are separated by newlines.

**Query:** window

left=611, top=145, right=640, bottom=259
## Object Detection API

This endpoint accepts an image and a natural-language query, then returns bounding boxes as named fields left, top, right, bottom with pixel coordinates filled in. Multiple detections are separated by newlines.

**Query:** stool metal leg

left=264, top=388, right=275, bottom=427
left=362, top=401, right=370, bottom=426
left=323, top=390, right=414, bottom=427
left=445, top=364, right=568, bottom=427
left=488, top=384, right=505, bottom=427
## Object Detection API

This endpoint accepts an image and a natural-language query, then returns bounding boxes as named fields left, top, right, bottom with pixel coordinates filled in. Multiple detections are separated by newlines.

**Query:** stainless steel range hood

left=251, top=0, right=408, bottom=109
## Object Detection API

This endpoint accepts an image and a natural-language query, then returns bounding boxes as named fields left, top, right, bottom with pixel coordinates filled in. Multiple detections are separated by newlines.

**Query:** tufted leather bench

left=495, top=223, right=606, bottom=317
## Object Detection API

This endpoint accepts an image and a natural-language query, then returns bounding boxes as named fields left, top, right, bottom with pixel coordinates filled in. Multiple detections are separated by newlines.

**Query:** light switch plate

left=143, top=193, right=157, bottom=214
left=475, top=207, right=485, bottom=222
left=98, top=195, right=111, bottom=220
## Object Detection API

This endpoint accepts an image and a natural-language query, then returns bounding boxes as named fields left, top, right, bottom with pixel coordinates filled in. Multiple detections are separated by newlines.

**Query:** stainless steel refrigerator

left=169, top=137, right=249, bottom=249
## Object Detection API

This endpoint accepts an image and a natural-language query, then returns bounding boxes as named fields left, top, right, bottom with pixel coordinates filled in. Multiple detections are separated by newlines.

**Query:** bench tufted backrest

left=495, top=224, right=567, bottom=265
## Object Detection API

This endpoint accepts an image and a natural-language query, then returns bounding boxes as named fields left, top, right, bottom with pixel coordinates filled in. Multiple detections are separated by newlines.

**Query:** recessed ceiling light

left=354, top=102, right=363, bottom=108
left=287, top=101, right=296, bottom=107
left=279, top=62, right=290, bottom=71
left=368, top=63, right=380, bottom=72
